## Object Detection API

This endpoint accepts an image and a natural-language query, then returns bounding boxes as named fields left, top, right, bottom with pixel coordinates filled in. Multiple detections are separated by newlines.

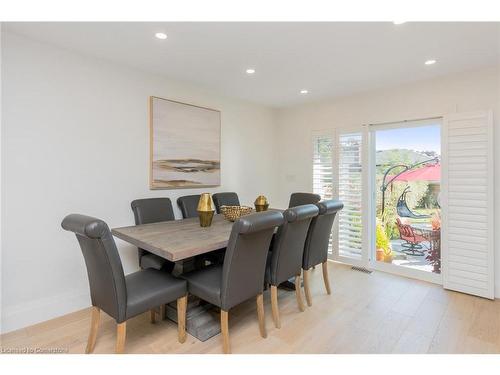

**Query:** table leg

left=278, top=279, right=297, bottom=290
left=172, top=258, right=197, bottom=277
left=165, top=296, right=221, bottom=342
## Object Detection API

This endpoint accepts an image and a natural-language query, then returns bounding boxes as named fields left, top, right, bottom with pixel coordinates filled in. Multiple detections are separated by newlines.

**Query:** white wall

left=0, top=32, right=278, bottom=333
left=274, top=66, right=500, bottom=296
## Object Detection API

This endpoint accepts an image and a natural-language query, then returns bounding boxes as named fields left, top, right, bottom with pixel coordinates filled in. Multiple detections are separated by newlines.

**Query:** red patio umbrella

left=393, top=163, right=441, bottom=182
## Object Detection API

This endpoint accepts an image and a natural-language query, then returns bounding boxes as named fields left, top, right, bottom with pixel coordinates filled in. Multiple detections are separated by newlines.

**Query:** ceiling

left=4, top=22, right=500, bottom=107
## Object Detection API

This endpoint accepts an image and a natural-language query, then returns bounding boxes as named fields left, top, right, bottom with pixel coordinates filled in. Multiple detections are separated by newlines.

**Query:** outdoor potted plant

left=426, top=246, right=441, bottom=273
left=383, top=245, right=393, bottom=263
left=431, top=211, right=441, bottom=231
left=376, top=222, right=392, bottom=262
left=426, top=211, right=441, bottom=273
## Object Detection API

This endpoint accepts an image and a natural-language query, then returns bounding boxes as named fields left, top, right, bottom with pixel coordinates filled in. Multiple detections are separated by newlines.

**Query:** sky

left=376, top=124, right=441, bottom=154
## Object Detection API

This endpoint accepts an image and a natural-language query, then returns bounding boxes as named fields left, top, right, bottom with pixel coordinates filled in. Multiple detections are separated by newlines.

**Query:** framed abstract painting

left=149, top=96, right=221, bottom=189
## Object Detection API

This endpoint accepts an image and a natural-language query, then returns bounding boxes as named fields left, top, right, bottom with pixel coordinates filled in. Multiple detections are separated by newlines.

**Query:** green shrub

left=376, top=221, right=391, bottom=254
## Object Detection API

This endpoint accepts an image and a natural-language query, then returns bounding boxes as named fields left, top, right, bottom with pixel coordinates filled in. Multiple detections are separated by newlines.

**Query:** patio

left=389, top=239, right=434, bottom=273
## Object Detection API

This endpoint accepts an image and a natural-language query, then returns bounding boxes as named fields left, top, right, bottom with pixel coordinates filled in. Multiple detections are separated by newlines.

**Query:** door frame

left=366, top=119, right=443, bottom=285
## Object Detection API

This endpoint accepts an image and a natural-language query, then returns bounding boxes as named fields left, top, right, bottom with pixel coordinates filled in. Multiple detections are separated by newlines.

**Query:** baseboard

left=1, top=289, right=91, bottom=334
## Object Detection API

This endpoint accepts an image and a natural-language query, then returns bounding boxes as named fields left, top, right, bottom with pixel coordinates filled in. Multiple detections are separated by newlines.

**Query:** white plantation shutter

left=312, top=133, right=334, bottom=254
left=312, top=133, right=334, bottom=199
left=442, top=111, right=494, bottom=299
left=337, top=132, right=363, bottom=260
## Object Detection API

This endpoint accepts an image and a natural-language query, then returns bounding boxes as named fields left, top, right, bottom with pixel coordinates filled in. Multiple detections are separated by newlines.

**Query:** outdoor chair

left=395, top=217, right=428, bottom=256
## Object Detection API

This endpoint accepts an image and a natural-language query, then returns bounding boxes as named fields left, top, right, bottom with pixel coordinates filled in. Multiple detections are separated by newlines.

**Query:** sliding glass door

left=369, top=120, right=442, bottom=283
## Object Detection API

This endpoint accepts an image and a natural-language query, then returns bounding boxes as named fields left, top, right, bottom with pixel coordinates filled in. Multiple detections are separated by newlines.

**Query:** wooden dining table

left=112, top=214, right=234, bottom=274
left=112, top=210, right=284, bottom=341
left=112, top=214, right=235, bottom=341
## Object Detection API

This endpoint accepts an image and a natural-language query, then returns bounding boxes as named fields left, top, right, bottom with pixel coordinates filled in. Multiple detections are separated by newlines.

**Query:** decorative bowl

left=220, top=205, right=253, bottom=221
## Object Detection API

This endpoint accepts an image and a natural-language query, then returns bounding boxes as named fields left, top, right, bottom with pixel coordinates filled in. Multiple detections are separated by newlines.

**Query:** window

left=312, top=134, right=333, bottom=199
left=337, top=133, right=363, bottom=260
left=312, top=133, right=334, bottom=254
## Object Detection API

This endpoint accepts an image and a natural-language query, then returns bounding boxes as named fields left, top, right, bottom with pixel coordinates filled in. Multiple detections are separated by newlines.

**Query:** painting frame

left=149, top=96, right=221, bottom=190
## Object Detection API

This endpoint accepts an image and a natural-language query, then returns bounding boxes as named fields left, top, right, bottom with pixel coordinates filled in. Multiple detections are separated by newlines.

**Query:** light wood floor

left=2, top=262, right=500, bottom=354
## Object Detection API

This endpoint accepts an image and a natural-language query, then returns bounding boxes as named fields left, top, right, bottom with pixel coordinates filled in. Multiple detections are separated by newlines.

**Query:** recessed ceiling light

left=155, top=32, right=168, bottom=40
left=246, top=68, right=256, bottom=74
left=300, top=89, right=309, bottom=94
left=425, top=59, right=437, bottom=65
left=393, top=21, right=406, bottom=25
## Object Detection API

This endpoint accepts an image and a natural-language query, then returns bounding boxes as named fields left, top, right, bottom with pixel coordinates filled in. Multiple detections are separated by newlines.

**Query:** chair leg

left=256, top=293, right=267, bottom=338
left=294, top=275, right=305, bottom=312
left=270, top=285, right=281, bottom=328
left=160, top=304, right=167, bottom=320
left=322, top=261, right=331, bottom=295
left=177, top=295, right=187, bottom=343
left=303, top=268, right=312, bottom=306
left=85, top=306, right=100, bottom=354
left=221, top=310, right=230, bottom=354
left=115, top=322, right=127, bottom=354
left=150, top=309, right=157, bottom=324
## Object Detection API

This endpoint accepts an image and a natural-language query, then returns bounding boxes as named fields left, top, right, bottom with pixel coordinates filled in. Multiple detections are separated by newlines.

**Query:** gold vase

left=254, top=195, right=269, bottom=212
left=198, top=193, right=213, bottom=211
left=198, top=210, right=215, bottom=227
left=197, top=193, right=214, bottom=227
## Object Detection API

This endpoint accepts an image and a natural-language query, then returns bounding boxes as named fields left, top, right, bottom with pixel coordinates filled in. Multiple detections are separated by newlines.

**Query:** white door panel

left=442, top=110, right=494, bottom=299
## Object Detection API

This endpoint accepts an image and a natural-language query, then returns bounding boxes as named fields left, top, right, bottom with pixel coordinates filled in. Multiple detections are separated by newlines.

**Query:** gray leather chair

left=265, top=204, right=319, bottom=328
left=177, top=194, right=201, bottom=219
left=212, top=192, right=240, bottom=214
left=182, top=210, right=284, bottom=353
left=131, top=198, right=175, bottom=272
left=61, top=214, right=187, bottom=354
left=288, top=192, right=321, bottom=208
left=302, top=199, right=344, bottom=306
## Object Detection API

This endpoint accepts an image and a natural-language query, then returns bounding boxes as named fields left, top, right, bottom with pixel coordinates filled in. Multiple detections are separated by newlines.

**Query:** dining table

left=410, top=222, right=441, bottom=253
left=112, top=214, right=234, bottom=274
left=112, top=210, right=286, bottom=341
left=112, top=214, right=234, bottom=341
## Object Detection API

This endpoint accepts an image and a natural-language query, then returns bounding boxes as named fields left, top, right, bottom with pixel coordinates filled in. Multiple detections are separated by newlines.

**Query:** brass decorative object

left=197, top=193, right=213, bottom=211
left=254, top=195, right=269, bottom=212
left=220, top=205, right=253, bottom=222
left=197, top=193, right=215, bottom=227
left=198, top=210, right=215, bottom=227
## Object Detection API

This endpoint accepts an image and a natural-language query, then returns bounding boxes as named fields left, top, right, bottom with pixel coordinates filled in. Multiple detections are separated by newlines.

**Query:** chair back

left=221, top=210, right=284, bottom=310
left=131, top=198, right=175, bottom=262
left=212, top=192, right=240, bottom=214
left=302, top=200, right=344, bottom=270
left=270, top=204, right=319, bottom=285
left=131, top=198, right=175, bottom=224
left=288, top=192, right=321, bottom=208
left=396, top=218, right=415, bottom=241
left=61, top=214, right=126, bottom=322
left=177, top=194, right=201, bottom=219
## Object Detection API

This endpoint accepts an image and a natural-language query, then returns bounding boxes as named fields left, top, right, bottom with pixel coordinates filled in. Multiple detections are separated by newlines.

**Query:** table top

left=112, top=214, right=234, bottom=262
left=411, top=223, right=439, bottom=232
left=410, top=223, right=441, bottom=242
left=411, top=223, right=432, bottom=230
